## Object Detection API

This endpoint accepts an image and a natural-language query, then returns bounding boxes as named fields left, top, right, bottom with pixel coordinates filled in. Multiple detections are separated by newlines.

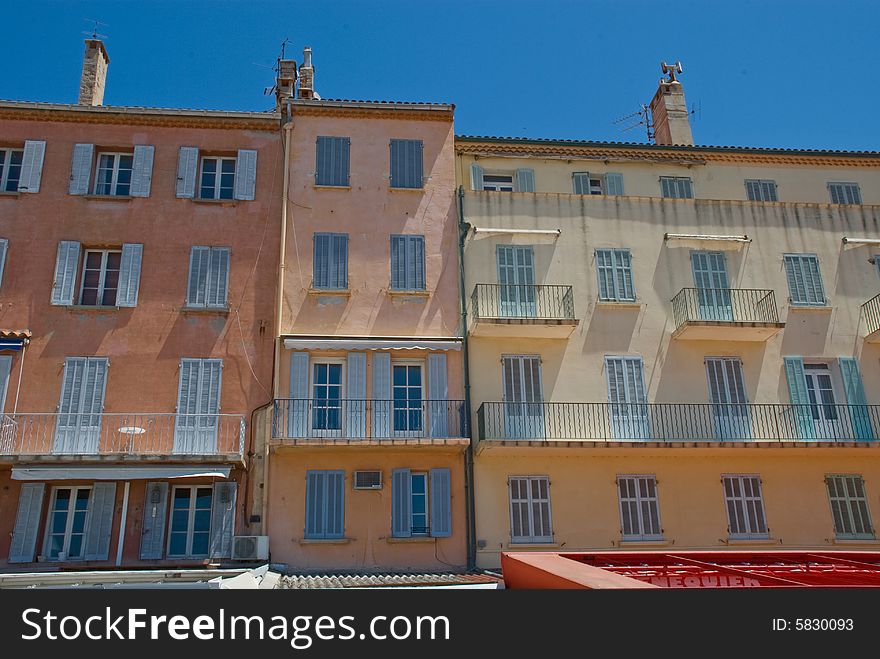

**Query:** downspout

left=457, top=184, right=477, bottom=571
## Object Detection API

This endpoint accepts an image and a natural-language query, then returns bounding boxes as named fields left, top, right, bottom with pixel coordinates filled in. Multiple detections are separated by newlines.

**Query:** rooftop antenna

left=82, top=18, right=109, bottom=40
left=613, top=103, right=654, bottom=142
left=689, top=99, right=702, bottom=123
left=263, top=37, right=293, bottom=96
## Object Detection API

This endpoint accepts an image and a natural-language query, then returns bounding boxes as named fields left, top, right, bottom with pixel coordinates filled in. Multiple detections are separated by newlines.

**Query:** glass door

left=804, top=364, right=843, bottom=439
left=310, top=362, right=344, bottom=437
left=393, top=364, right=424, bottom=436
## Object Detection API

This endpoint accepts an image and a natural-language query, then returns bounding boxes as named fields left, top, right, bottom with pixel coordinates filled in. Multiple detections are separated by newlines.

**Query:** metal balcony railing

left=0, top=413, right=246, bottom=457
left=272, top=399, right=468, bottom=440
left=471, top=284, right=575, bottom=321
left=863, top=293, right=880, bottom=337
left=477, top=402, right=880, bottom=443
left=671, top=288, right=780, bottom=330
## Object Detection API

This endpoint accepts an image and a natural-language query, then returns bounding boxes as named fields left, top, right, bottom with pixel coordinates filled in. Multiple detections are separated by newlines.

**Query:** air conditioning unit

left=232, top=535, right=269, bottom=561
left=354, top=470, right=383, bottom=490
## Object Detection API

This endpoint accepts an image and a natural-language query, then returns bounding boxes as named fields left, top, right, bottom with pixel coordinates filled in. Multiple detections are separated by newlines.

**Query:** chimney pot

left=78, top=39, right=110, bottom=106
left=297, top=46, right=315, bottom=100
left=649, top=60, right=693, bottom=146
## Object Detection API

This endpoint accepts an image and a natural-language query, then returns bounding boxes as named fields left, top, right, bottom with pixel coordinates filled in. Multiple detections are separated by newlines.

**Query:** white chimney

left=298, top=46, right=315, bottom=100
left=78, top=39, right=110, bottom=106
left=649, top=61, right=693, bottom=146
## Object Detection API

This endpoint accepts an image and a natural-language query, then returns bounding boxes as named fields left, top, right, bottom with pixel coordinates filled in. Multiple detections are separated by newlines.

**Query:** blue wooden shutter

left=234, top=149, right=258, bottom=200
left=186, top=246, right=210, bottom=306
left=391, top=235, right=425, bottom=290
left=371, top=352, right=392, bottom=437
left=0, top=238, right=7, bottom=289
left=130, top=145, right=155, bottom=198
left=117, top=243, right=143, bottom=307
left=83, top=482, right=116, bottom=560
left=331, top=234, right=348, bottom=289
left=595, top=249, right=614, bottom=300
left=209, top=481, right=237, bottom=557
left=784, top=254, right=825, bottom=306
left=69, top=143, right=94, bottom=195
left=18, top=140, right=46, bottom=193
left=313, top=233, right=334, bottom=288
left=470, top=163, right=484, bottom=191
left=51, top=240, right=81, bottom=305
left=316, top=137, right=350, bottom=186
left=839, top=357, right=874, bottom=441
left=206, top=247, right=230, bottom=308
left=288, top=352, right=309, bottom=438
left=783, top=357, right=815, bottom=439
left=305, top=471, right=324, bottom=538
left=573, top=173, right=590, bottom=195
left=430, top=468, right=452, bottom=537
left=325, top=471, right=345, bottom=538
left=390, top=139, right=423, bottom=189
left=613, top=249, right=635, bottom=301
left=390, top=235, right=405, bottom=290
left=176, top=147, right=199, bottom=198
left=8, top=483, right=45, bottom=563
left=346, top=352, right=367, bottom=438
left=428, top=352, right=449, bottom=437
left=605, top=173, right=624, bottom=196
left=515, top=168, right=535, bottom=192
left=392, top=468, right=412, bottom=537
left=139, top=481, right=169, bottom=560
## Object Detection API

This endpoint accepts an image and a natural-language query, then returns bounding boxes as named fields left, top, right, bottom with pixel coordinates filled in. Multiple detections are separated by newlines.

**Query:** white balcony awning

left=11, top=465, right=233, bottom=481
left=664, top=233, right=751, bottom=243
left=842, top=237, right=880, bottom=246
left=283, top=338, right=462, bottom=351
left=472, top=227, right=561, bottom=236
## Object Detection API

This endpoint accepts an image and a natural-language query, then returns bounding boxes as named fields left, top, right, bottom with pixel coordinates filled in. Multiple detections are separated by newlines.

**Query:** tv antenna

left=689, top=99, right=702, bottom=123
left=263, top=37, right=294, bottom=96
left=82, top=18, right=109, bottom=40
left=613, top=104, right=653, bottom=142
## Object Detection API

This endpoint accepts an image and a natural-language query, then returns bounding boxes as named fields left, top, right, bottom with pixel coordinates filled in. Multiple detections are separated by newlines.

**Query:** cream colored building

left=457, top=68, right=880, bottom=568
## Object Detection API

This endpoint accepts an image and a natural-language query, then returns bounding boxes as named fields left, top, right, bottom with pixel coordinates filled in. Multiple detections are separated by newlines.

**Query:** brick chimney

left=78, top=39, right=110, bottom=106
left=649, top=61, right=693, bottom=146
left=297, top=46, right=315, bottom=100
left=276, top=58, right=297, bottom=111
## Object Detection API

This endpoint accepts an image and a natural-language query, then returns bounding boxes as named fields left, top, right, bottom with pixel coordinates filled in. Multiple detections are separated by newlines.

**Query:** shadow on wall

left=38, top=309, right=131, bottom=358
left=780, top=308, right=833, bottom=357
left=583, top=305, right=642, bottom=355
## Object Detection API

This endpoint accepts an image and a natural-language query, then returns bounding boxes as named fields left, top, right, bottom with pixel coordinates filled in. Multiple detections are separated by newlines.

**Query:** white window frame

left=482, top=172, right=515, bottom=192
left=79, top=248, right=122, bottom=306
left=166, top=484, right=214, bottom=559
left=198, top=156, right=236, bottom=200
left=617, top=474, right=663, bottom=541
left=827, top=182, right=862, bottom=205
left=93, top=151, right=134, bottom=196
left=722, top=474, right=769, bottom=539
left=744, top=179, right=778, bottom=202
left=0, top=147, right=24, bottom=192
left=43, top=485, right=92, bottom=561
left=573, top=172, right=605, bottom=195
left=660, top=176, right=694, bottom=199
left=826, top=474, right=874, bottom=539
left=508, top=475, right=553, bottom=544
left=309, top=358, right=346, bottom=437
left=391, top=359, right=425, bottom=437
left=410, top=471, right=430, bottom=536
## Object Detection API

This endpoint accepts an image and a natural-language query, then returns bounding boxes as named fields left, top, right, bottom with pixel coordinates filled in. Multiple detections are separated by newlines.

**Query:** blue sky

left=6, top=0, right=879, bottom=150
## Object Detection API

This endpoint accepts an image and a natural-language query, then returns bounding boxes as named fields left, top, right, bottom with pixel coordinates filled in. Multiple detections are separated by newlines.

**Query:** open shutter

left=0, top=238, right=7, bottom=289
left=783, top=357, right=815, bottom=439
left=371, top=352, right=392, bottom=437
left=83, top=482, right=116, bottom=561
left=234, top=149, right=258, bottom=201
left=130, top=145, right=155, bottom=198
left=117, top=243, right=144, bottom=307
left=0, top=356, right=11, bottom=411
left=839, top=357, right=874, bottom=441
left=430, top=468, right=452, bottom=537
left=8, top=483, right=45, bottom=563
left=605, top=173, right=625, bottom=196
left=391, top=468, right=412, bottom=537
left=346, top=352, right=367, bottom=438
left=288, top=352, right=309, bottom=438
left=139, top=482, right=169, bottom=560
left=209, top=481, right=237, bottom=558
left=186, top=246, right=210, bottom=306
left=206, top=247, right=230, bottom=308
left=51, top=240, right=81, bottom=305
left=515, top=168, right=535, bottom=192
left=573, top=173, right=590, bottom=195
left=428, top=352, right=449, bottom=437
left=18, top=140, right=46, bottom=193
left=176, top=147, right=199, bottom=198
left=68, top=143, right=94, bottom=195
left=470, top=163, right=484, bottom=191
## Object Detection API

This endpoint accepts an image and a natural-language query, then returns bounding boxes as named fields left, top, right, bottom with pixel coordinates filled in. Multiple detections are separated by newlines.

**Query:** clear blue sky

left=6, top=0, right=879, bottom=150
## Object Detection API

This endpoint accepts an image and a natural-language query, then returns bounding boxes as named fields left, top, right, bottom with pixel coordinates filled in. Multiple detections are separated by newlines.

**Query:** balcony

left=477, top=402, right=880, bottom=446
left=863, top=294, right=880, bottom=343
left=671, top=288, right=784, bottom=341
left=272, top=399, right=468, bottom=446
left=0, top=413, right=245, bottom=462
left=470, top=284, right=578, bottom=338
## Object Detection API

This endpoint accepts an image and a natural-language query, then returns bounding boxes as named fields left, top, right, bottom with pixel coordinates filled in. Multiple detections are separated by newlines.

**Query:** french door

left=803, top=364, right=843, bottom=439
left=706, top=357, right=751, bottom=439
left=502, top=355, right=544, bottom=439
left=54, top=357, right=107, bottom=454
left=393, top=363, right=424, bottom=436
left=497, top=246, right=536, bottom=318
left=310, top=362, right=344, bottom=437
left=605, top=356, right=650, bottom=439
left=692, top=251, right=733, bottom=321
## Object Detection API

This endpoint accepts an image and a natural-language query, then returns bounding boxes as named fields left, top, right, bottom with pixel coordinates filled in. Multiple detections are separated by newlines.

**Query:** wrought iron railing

left=471, top=284, right=575, bottom=321
left=0, top=413, right=246, bottom=457
left=272, top=399, right=468, bottom=440
left=477, top=402, right=880, bottom=443
left=671, top=288, right=780, bottom=330
left=862, top=293, right=880, bottom=337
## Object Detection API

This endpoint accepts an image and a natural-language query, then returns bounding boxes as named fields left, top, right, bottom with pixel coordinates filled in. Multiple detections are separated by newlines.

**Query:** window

left=722, top=475, right=769, bottom=539
left=391, top=468, right=452, bottom=538
left=660, top=176, right=694, bottom=199
left=313, top=233, right=348, bottom=290
left=745, top=179, right=778, bottom=202
left=167, top=486, right=213, bottom=558
left=617, top=475, right=662, bottom=541
left=482, top=174, right=514, bottom=192
left=79, top=249, right=121, bottom=306
left=93, top=152, right=134, bottom=196
left=783, top=253, right=826, bottom=306
left=826, top=475, right=874, bottom=539
left=0, top=148, right=23, bottom=192
left=305, top=470, right=345, bottom=539
left=828, top=182, right=862, bottom=205
left=44, top=486, right=91, bottom=560
left=186, top=246, right=230, bottom=308
left=390, top=235, right=426, bottom=291
left=315, top=136, right=350, bottom=186
left=311, top=361, right=344, bottom=433
left=509, top=476, right=552, bottom=543
left=393, top=362, right=423, bottom=434
left=199, top=156, right=236, bottom=200
left=389, top=139, right=424, bottom=189
left=595, top=248, right=635, bottom=301
left=573, top=172, right=624, bottom=196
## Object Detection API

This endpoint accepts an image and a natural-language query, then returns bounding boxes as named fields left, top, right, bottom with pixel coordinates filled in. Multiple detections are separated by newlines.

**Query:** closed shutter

left=116, top=243, right=144, bottom=307
left=346, top=352, right=367, bottom=438
left=51, top=240, right=81, bottom=305
left=316, top=136, right=350, bottom=186
left=390, top=139, right=424, bottom=189
left=0, top=355, right=11, bottom=412
left=515, top=168, right=535, bottom=192
left=371, top=352, right=392, bottom=437
left=305, top=471, right=324, bottom=538
left=427, top=352, right=449, bottom=438
left=186, top=246, right=210, bottom=306
left=430, top=468, right=452, bottom=537
left=305, top=471, right=344, bottom=539
left=595, top=249, right=634, bottom=301
left=173, top=358, right=222, bottom=454
left=839, top=357, right=874, bottom=441
left=17, top=140, right=46, bottom=193
left=828, top=182, right=862, bottom=205
left=313, top=233, right=348, bottom=289
left=83, top=482, right=116, bottom=560
left=470, top=163, right=484, bottom=191
left=0, top=238, right=7, bottom=289
left=605, top=173, right=625, bottom=196
left=313, top=234, right=330, bottom=289
left=573, top=172, right=590, bottom=195
left=391, top=235, right=425, bottom=290
left=130, top=145, right=155, bottom=198
left=784, top=254, right=825, bottom=306
left=8, top=483, right=45, bottom=563
left=325, top=471, right=345, bottom=538
left=206, top=247, right=230, bottom=308
left=176, top=147, right=199, bottom=198
left=723, top=475, right=768, bottom=536
left=69, top=143, right=94, bottom=195
left=391, top=468, right=412, bottom=537
left=233, top=149, right=258, bottom=201
left=288, top=352, right=309, bottom=438
left=139, top=481, right=169, bottom=560
left=209, top=481, right=237, bottom=558
left=618, top=475, right=662, bottom=538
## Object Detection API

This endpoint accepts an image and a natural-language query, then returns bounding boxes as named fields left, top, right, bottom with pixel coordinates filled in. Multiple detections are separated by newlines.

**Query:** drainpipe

left=457, top=184, right=477, bottom=571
